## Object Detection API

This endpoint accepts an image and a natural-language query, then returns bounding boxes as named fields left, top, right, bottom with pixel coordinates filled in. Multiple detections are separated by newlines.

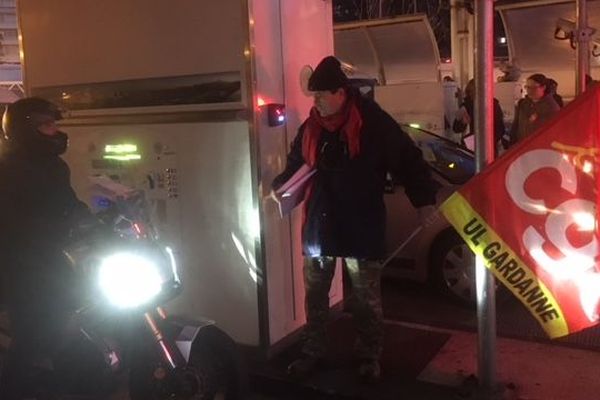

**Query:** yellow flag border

left=441, top=192, right=569, bottom=338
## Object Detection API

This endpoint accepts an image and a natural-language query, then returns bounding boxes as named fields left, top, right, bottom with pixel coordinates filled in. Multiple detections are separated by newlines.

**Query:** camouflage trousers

left=301, top=256, right=384, bottom=361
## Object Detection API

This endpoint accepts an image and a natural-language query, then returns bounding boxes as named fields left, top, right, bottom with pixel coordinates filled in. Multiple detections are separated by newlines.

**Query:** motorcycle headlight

left=98, top=252, right=163, bottom=309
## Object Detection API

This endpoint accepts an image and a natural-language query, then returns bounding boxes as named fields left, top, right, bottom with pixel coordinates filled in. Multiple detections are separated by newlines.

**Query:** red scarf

left=302, top=95, right=363, bottom=167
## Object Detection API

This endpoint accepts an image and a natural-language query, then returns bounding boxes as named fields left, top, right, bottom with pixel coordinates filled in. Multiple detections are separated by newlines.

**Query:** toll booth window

left=404, top=126, right=475, bottom=185
left=31, top=72, right=242, bottom=111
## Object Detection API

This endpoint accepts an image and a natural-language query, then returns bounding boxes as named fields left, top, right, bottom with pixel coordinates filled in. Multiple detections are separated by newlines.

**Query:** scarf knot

left=302, top=95, right=363, bottom=167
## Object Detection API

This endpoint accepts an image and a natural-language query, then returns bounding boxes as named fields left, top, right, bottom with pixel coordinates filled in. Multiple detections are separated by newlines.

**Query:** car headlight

left=98, top=252, right=163, bottom=309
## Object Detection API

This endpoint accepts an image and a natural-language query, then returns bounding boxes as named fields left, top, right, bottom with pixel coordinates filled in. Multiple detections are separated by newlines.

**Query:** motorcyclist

left=0, top=97, right=92, bottom=399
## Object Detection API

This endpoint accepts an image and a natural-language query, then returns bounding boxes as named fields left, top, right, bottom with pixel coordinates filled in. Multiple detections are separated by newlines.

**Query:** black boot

left=358, top=359, right=381, bottom=383
left=287, top=356, right=322, bottom=379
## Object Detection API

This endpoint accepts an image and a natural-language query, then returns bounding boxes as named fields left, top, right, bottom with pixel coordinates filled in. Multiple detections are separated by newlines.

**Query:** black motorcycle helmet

left=2, top=97, right=68, bottom=156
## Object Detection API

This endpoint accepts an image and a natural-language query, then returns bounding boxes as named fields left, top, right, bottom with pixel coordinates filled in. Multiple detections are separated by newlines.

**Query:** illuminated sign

left=103, top=154, right=142, bottom=161
left=103, top=143, right=141, bottom=161
left=105, top=144, right=138, bottom=154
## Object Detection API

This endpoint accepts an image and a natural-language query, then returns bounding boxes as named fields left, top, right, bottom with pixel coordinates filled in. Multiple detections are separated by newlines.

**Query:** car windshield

left=403, top=125, right=475, bottom=185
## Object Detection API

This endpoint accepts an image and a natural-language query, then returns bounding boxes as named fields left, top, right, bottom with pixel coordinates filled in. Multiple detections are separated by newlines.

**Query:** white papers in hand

left=275, top=164, right=316, bottom=217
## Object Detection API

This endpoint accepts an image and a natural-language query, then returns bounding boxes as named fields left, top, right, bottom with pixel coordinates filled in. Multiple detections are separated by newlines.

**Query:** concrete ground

left=4, top=280, right=600, bottom=400
left=414, top=319, right=600, bottom=400
left=3, top=319, right=600, bottom=399
left=251, top=318, right=600, bottom=400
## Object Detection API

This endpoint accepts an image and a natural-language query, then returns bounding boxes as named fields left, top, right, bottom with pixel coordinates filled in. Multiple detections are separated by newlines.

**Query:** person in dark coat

left=546, top=78, right=564, bottom=108
left=509, top=73, right=560, bottom=146
left=0, top=98, right=92, bottom=399
left=452, top=79, right=507, bottom=152
left=271, top=56, right=438, bottom=382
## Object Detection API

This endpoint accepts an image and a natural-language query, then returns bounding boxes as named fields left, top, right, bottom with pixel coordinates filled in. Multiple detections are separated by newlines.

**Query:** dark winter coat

left=272, top=93, right=438, bottom=260
left=452, top=96, right=505, bottom=144
left=0, top=147, right=89, bottom=322
left=509, top=94, right=560, bottom=144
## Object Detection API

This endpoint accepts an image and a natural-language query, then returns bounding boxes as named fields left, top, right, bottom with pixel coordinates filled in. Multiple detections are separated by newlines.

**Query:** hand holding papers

left=274, top=164, right=316, bottom=217
left=89, top=175, right=138, bottom=201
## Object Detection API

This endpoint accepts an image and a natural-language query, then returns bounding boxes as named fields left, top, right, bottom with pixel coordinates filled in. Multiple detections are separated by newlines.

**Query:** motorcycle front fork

left=143, top=307, right=184, bottom=369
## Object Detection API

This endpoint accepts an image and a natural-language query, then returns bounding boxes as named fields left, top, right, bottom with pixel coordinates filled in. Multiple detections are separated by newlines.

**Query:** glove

left=417, top=205, right=439, bottom=228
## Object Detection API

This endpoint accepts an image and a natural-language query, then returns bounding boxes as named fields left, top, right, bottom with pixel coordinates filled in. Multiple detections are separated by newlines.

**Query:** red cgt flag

left=441, top=85, right=600, bottom=338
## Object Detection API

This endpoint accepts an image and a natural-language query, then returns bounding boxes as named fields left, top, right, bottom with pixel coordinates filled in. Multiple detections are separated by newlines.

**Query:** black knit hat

left=308, top=56, right=349, bottom=91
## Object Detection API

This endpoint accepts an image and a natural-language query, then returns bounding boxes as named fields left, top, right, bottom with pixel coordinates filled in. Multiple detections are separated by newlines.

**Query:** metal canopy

left=498, top=0, right=600, bottom=99
left=334, top=15, right=441, bottom=84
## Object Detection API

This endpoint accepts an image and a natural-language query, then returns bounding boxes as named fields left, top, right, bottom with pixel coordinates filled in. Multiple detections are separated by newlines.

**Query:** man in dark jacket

left=453, top=79, right=507, bottom=152
left=0, top=97, right=91, bottom=399
left=272, top=56, right=438, bottom=382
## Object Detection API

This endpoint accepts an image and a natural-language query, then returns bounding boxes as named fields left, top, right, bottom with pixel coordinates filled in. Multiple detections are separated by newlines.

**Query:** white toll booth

left=17, top=0, right=342, bottom=357
left=333, top=15, right=455, bottom=136
left=498, top=0, right=600, bottom=103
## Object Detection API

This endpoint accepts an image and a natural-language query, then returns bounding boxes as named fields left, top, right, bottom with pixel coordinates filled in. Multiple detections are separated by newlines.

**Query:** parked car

left=383, top=125, right=476, bottom=305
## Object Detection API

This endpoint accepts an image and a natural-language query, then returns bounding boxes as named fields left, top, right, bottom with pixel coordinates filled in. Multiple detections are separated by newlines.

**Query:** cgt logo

left=505, top=144, right=599, bottom=322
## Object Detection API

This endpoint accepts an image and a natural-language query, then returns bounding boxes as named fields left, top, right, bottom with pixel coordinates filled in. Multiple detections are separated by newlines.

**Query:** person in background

left=271, top=56, right=438, bottom=383
left=452, top=79, right=507, bottom=152
left=586, top=74, right=597, bottom=88
left=546, top=78, right=564, bottom=108
left=508, top=73, right=560, bottom=146
left=0, top=98, right=93, bottom=399
left=497, top=62, right=521, bottom=83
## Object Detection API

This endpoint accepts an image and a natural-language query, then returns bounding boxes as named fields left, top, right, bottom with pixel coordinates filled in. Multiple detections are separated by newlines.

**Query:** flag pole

left=474, top=0, right=497, bottom=397
left=575, top=0, right=590, bottom=95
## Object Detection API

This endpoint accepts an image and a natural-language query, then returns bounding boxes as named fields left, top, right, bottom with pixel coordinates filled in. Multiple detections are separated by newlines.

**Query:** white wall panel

left=62, top=121, right=261, bottom=346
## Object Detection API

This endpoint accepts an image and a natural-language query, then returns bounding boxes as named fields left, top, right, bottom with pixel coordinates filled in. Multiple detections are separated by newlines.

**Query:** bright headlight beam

left=98, top=252, right=163, bottom=308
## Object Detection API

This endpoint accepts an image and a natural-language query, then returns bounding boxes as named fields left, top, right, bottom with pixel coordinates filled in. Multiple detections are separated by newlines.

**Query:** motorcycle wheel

left=129, top=324, right=246, bottom=400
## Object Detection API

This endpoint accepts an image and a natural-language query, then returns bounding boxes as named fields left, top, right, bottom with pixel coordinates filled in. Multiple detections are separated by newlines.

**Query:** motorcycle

left=1, top=176, right=246, bottom=399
